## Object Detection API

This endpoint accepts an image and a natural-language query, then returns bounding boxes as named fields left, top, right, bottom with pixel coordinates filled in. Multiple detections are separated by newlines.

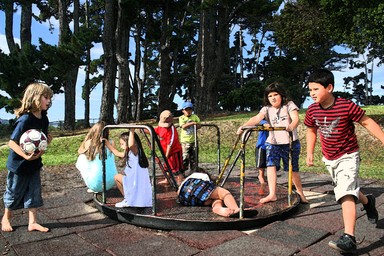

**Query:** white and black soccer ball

left=19, top=129, right=48, bottom=154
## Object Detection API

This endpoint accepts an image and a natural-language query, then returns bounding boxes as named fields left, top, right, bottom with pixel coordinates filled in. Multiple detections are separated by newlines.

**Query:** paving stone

left=198, top=235, right=298, bottom=256
left=57, top=212, right=119, bottom=233
left=169, top=230, right=246, bottom=250
left=12, top=234, right=111, bottom=256
left=42, top=192, right=81, bottom=209
left=0, top=235, right=17, bottom=256
left=286, top=200, right=344, bottom=234
left=296, top=235, right=342, bottom=256
left=1, top=211, right=72, bottom=245
left=252, top=221, right=329, bottom=250
left=78, top=223, right=198, bottom=256
left=42, top=202, right=98, bottom=219
left=110, top=235, right=200, bottom=256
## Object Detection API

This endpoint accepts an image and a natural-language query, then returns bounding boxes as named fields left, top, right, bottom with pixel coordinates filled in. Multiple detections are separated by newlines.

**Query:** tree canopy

left=0, top=0, right=383, bottom=130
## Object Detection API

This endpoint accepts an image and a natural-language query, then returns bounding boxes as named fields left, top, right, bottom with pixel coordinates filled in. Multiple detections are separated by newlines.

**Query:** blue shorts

left=266, top=140, right=300, bottom=172
left=178, top=178, right=215, bottom=206
left=3, top=169, right=43, bottom=210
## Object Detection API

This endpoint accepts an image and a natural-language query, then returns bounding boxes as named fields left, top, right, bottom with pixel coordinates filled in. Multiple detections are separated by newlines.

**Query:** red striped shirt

left=304, top=98, right=365, bottom=160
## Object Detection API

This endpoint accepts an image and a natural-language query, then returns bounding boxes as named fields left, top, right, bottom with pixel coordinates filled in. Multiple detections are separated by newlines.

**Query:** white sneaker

left=87, top=188, right=95, bottom=193
left=115, top=200, right=130, bottom=208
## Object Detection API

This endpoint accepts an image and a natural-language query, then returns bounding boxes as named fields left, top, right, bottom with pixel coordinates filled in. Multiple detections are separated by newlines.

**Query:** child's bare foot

left=158, top=179, right=168, bottom=184
left=259, top=195, right=277, bottom=204
left=298, top=193, right=309, bottom=204
left=258, top=183, right=267, bottom=195
left=28, top=223, right=50, bottom=232
left=1, top=217, right=13, bottom=232
left=212, top=206, right=236, bottom=217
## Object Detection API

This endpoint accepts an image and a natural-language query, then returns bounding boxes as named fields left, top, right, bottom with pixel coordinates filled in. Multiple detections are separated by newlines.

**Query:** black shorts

left=255, top=147, right=267, bottom=168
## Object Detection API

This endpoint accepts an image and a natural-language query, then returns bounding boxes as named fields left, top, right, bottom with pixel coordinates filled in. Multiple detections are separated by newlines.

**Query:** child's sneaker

left=328, top=233, right=356, bottom=253
left=362, top=194, right=378, bottom=224
left=115, top=200, right=130, bottom=208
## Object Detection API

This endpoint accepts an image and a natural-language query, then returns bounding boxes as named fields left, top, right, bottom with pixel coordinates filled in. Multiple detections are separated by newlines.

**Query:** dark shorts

left=178, top=178, right=216, bottom=206
left=266, top=140, right=300, bottom=172
left=255, top=147, right=267, bottom=168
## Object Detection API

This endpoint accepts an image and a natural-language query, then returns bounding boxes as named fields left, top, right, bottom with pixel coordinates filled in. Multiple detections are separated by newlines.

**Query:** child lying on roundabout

left=177, top=172, right=258, bottom=218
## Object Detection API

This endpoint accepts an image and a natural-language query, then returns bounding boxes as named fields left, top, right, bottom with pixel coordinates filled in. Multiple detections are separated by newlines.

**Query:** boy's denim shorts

left=265, top=140, right=300, bottom=172
left=3, top=169, right=43, bottom=210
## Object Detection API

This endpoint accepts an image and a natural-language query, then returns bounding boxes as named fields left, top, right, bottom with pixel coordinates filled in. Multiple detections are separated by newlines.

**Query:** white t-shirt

left=260, top=101, right=299, bottom=144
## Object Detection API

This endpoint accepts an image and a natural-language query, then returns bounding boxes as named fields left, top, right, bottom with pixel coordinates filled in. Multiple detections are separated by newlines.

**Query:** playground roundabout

left=93, top=175, right=301, bottom=231
left=92, top=124, right=301, bottom=231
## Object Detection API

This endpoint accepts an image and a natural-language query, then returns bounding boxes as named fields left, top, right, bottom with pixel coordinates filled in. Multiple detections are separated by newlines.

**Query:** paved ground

left=0, top=166, right=383, bottom=256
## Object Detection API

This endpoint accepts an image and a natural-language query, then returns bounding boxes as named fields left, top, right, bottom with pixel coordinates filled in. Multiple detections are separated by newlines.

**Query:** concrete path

left=0, top=168, right=383, bottom=256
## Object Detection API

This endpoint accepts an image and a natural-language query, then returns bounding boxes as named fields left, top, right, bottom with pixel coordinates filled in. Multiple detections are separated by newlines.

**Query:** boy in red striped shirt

left=305, top=69, right=384, bottom=253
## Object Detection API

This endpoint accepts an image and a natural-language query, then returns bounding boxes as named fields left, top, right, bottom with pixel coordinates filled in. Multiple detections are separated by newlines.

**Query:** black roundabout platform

left=94, top=176, right=300, bottom=231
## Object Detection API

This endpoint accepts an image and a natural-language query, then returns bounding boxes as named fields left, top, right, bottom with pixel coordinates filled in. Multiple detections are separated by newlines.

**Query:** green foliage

left=219, top=80, right=265, bottom=111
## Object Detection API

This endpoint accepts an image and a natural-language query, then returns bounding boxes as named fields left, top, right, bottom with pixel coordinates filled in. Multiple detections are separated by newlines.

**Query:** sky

left=0, top=4, right=383, bottom=121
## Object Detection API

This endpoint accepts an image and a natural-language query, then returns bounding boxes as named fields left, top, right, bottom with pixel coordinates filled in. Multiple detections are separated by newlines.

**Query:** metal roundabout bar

left=94, top=124, right=300, bottom=231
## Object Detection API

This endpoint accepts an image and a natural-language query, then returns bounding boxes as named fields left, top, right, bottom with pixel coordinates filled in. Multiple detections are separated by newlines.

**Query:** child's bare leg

left=292, top=172, right=308, bottom=203
left=341, top=195, right=356, bottom=236
left=210, top=187, right=240, bottom=211
left=211, top=199, right=236, bottom=217
left=1, top=208, right=13, bottom=232
left=260, top=166, right=277, bottom=203
left=114, top=174, right=124, bottom=196
left=258, top=168, right=267, bottom=195
left=358, top=191, right=368, bottom=205
left=28, top=208, right=49, bottom=232
left=175, top=174, right=184, bottom=186
left=258, top=168, right=266, bottom=184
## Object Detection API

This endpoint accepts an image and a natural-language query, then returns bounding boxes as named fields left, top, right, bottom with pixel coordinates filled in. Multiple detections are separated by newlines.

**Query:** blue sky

left=1, top=4, right=383, bottom=121
left=0, top=4, right=105, bottom=121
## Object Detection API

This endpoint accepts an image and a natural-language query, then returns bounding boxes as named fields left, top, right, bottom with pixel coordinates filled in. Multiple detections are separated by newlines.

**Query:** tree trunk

left=132, top=25, right=141, bottom=120
left=100, top=0, right=118, bottom=124
left=138, top=39, right=148, bottom=121
left=195, top=2, right=228, bottom=114
left=4, top=0, right=16, bottom=53
left=157, top=2, right=174, bottom=115
left=83, top=0, right=91, bottom=128
left=20, top=1, right=32, bottom=48
left=58, top=0, right=79, bottom=131
left=116, top=0, right=131, bottom=124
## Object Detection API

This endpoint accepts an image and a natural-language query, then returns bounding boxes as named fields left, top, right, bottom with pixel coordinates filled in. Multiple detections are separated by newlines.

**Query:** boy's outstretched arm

left=359, top=115, right=384, bottom=144
left=306, top=127, right=318, bottom=166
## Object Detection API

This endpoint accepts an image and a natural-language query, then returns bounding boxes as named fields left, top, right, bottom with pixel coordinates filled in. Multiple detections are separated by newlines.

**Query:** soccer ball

left=19, top=129, right=48, bottom=154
